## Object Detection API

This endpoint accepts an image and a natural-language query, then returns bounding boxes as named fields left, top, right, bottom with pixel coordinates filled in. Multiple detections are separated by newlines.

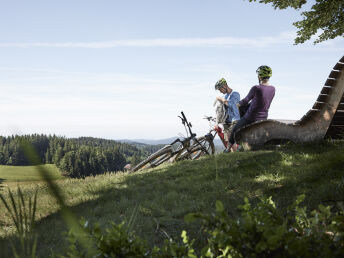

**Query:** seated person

left=214, top=78, right=240, bottom=152
left=228, top=65, right=276, bottom=151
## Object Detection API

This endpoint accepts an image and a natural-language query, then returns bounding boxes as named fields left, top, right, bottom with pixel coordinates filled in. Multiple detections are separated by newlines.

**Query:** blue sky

left=1, top=0, right=343, bottom=139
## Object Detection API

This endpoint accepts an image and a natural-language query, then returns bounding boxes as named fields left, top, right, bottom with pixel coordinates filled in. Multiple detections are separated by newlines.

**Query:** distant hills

left=117, top=137, right=178, bottom=146
left=118, top=137, right=224, bottom=149
left=119, top=120, right=297, bottom=147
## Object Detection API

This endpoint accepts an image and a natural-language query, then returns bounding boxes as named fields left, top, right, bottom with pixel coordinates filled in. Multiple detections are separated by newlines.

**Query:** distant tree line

left=0, top=134, right=162, bottom=177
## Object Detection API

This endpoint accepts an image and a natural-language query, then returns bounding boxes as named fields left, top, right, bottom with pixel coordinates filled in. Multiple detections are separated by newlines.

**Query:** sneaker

left=223, top=143, right=232, bottom=153
left=236, top=145, right=243, bottom=151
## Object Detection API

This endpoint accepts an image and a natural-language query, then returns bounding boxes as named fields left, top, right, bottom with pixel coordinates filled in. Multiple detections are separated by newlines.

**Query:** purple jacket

left=239, top=84, right=275, bottom=122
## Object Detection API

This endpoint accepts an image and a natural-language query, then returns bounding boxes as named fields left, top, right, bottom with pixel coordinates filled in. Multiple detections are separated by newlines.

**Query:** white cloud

left=1, top=31, right=341, bottom=51
left=0, top=32, right=296, bottom=49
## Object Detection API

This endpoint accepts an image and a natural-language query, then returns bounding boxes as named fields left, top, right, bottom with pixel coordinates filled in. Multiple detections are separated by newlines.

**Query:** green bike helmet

left=256, top=65, right=272, bottom=79
left=214, top=78, right=227, bottom=90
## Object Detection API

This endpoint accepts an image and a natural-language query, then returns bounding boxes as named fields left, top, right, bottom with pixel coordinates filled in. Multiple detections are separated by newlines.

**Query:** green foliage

left=62, top=195, right=344, bottom=257
left=20, top=141, right=97, bottom=257
left=1, top=141, right=344, bottom=257
left=247, top=0, right=344, bottom=44
left=293, top=0, right=344, bottom=44
left=248, top=0, right=306, bottom=9
left=0, top=188, right=38, bottom=258
left=3, top=187, right=344, bottom=257
left=0, top=134, right=161, bottom=177
left=65, top=221, right=148, bottom=257
left=130, top=153, right=141, bottom=166
left=58, top=146, right=126, bottom=178
left=65, top=220, right=197, bottom=258
left=186, top=196, right=344, bottom=257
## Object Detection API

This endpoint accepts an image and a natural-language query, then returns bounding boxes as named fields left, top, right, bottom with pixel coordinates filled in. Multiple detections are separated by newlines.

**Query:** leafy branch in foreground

left=247, top=0, right=344, bottom=44
left=185, top=195, right=344, bottom=257
left=65, top=220, right=196, bottom=258
left=0, top=188, right=38, bottom=258
left=64, top=195, right=344, bottom=257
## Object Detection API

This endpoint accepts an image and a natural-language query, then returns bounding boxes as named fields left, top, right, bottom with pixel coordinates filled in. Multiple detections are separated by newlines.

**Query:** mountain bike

left=200, top=115, right=242, bottom=152
left=202, top=116, right=228, bottom=149
left=197, top=98, right=242, bottom=152
left=130, top=111, right=215, bottom=172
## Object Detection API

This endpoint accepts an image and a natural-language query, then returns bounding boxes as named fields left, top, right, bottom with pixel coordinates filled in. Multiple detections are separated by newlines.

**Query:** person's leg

left=223, top=123, right=231, bottom=146
left=223, top=122, right=234, bottom=153
left=222, top=123, right=230, bottom=153
left=227, top=121, right=237, bottom=152
left=228, top=117, right=251, bottom=149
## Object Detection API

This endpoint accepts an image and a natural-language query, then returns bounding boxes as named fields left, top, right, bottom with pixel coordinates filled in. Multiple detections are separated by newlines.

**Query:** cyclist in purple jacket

left=227, top=66, right=275, bottom=151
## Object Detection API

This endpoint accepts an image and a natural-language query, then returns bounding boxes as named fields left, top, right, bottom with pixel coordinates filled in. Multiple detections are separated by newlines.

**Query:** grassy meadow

left=0, top=141, right=344, bottom=257
left=0, top=164, right=64, bottom=184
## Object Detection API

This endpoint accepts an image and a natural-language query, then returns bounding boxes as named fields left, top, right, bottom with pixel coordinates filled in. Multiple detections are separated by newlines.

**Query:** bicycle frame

left=131, top=111, right=215, bottom=172
left=152, top=111, right=211, bottom=164
left=172, top=111, right=211, bottom=157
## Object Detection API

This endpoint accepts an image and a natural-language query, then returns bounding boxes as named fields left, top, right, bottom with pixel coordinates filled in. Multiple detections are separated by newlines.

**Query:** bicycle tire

left=150, top=151, right=174, bottom=167
left=130, top=145, right=173, bottom=172
left=175, top=136, right=215, bottom=161
left=170, top=145, right=188, bottom=162
left=187, top=136, right=215, bottom=160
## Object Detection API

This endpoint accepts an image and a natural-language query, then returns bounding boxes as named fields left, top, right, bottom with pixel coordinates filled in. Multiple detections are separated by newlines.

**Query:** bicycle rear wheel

left=175, top=136, right=215, bottom=161
left=130, top=145, right=173, bottom=172
left=188, top=136, right=215, bottom=160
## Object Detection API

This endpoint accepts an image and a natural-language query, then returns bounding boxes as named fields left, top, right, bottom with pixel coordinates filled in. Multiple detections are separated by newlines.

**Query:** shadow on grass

left=240, top=143, right=344, bottom=210
left=0, top=178, right=5, bottom=189
left=1, top=141, right=344, bottom=257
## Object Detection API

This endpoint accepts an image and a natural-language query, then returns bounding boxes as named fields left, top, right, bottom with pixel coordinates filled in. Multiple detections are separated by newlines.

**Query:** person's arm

left=231, top=92, right=240, bottom=103
left=216, top=96, right=228, bottom=105
left=230, top=92, right=241, bottom=119
left=238, top=86, right=256, bottom=107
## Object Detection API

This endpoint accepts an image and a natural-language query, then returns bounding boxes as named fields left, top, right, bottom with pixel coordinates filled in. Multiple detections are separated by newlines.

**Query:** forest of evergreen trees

left=0, top=134, right=162, bottom=177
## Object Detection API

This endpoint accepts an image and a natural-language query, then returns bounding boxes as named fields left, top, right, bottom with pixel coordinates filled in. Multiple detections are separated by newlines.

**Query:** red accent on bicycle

left=203, top=116, right=233, bottom=150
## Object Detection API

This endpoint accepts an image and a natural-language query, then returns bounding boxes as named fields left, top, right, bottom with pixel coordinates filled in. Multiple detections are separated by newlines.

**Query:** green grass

left=0, top=164, right=64, bottom=183
left=0, top=141, right=344, bottom=257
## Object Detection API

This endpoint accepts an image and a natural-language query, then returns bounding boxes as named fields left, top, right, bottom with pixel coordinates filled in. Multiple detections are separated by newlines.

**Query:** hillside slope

left=0, top=141, right=343, bottom=257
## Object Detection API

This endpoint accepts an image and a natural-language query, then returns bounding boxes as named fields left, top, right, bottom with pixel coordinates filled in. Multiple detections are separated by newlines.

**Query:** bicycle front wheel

left=130, top=145, right=173, bottom=172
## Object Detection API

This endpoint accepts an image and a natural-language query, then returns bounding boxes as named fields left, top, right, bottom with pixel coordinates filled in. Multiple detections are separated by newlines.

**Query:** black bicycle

left=131, top=111, right=215, bottom=172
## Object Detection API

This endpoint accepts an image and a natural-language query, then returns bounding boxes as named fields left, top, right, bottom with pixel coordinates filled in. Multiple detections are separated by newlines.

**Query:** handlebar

left=204, top=116, right=216, bottom=122
left=178, top=111, right=195, bottom=138
left=178, top=111, right=190, bottom=126
left=181, top=111, right=187, bottom=123
left=175, top=112, right=211, bottom=155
